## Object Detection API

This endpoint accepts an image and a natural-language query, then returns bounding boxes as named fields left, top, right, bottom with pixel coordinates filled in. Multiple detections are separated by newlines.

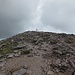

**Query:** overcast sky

left=0, top=0, right=75, bottom=39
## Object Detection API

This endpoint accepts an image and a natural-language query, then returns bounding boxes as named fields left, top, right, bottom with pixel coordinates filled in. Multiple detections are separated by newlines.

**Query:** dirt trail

left=4, top=55, right=45, bottom=75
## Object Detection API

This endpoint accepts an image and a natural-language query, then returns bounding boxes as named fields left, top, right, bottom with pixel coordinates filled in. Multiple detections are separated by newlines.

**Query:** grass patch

left=0, top=43, right=13, bottom=54
left=65, top=37, right=75, bottom=44
left=21, top=50, right=30, bottom=55
left=50, top=39, right=58, bottom=44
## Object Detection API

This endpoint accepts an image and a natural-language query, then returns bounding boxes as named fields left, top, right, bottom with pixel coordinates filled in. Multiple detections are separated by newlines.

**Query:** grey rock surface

left=12, top=68, right=27, bottom=75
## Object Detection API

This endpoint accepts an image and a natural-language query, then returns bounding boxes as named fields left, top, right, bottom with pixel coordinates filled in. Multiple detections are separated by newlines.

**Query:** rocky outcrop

left=0, top=31, right=75, bottom=75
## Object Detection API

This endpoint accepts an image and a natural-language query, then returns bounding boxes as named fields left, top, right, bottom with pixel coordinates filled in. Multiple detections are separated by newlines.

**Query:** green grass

left=21, top=50, right=30, bottom=55
left=0, top=41, right=19, bottom=55
left=0, top=43, right=13, bottom=55
left=65, top=37, right=75, bottom=44
left=50, top=39, right=58, bottom=44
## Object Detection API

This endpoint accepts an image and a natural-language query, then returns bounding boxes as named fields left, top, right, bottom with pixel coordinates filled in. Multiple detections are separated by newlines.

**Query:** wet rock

left=58, top=64, right=62, bottom=67
left=61, top=62, right=68, bottom=67
left=11, top=39, right=14, bottom=42
left=43, top=49, right=47, bottom=51
left=18, top=52, right=21, bottom=55
left=55, top=68, right=60, bottom=73
left=37, top=52, right=40, bottom=56
left=12, top=68, right=27, bottom=75
left=0, top=44, right=6, bottom=48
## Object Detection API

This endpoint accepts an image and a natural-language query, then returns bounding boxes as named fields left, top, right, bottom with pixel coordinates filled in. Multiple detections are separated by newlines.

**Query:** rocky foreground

left=0, top=31, right=75, bottom=75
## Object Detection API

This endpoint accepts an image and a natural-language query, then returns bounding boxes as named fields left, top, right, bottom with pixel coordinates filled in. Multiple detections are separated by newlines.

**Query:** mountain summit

left=0, top=31, right=75, bottom=75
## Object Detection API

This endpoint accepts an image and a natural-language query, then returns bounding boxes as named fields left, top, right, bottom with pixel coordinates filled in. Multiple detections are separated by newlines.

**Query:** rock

left=23, top=64, right=28, bottom=69
left=7, top=54, right=14, bottom=58
left=0, top=55, right=3, bottom=58
left=58, top=63, right=68, bottom=71
left=12, top=45, right=25, bottom=50
left=61, top=62, right=68, bottom=67
left=14, top=50, right=18, bottom=53
left=56, top=59, right=61, bottom=65
left=57, top=72, right=64, bottom=75
left=37, top=53, right=40, bottom=56
left=12, top=68, right=27, bottom=75
left=53, top=50, right=62, bottom=55
left=47, top=71, right=54, bottom=75
left=27, top=70, right=32, bottom=75
left=14, top=54, right=20, bottom=57
left=68, top=60, right=75, bottom=68
left=0, top=62, right=5, bottom=68
left=72, top=70, right=75, bottom=75
left=27, top=54, right=33, bottom=57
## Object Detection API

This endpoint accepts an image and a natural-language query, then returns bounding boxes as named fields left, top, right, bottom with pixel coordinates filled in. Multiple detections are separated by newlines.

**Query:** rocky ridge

left=0, top=31, right=75, bottom=75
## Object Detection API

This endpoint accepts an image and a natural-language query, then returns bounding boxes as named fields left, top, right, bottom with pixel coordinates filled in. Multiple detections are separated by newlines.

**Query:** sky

left=0, top=0, right=75, bottom=39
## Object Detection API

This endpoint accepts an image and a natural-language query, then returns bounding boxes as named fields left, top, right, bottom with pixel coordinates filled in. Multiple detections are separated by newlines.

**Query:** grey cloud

left=0, top=0, right=75, bottom=39
left=0, top=0, right=39, bottom=38
left=41, top=0, right=75, bottom=33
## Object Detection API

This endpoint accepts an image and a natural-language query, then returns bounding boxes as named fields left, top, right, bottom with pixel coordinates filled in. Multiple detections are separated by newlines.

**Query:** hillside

left=0, top=31, right=75, bottom=75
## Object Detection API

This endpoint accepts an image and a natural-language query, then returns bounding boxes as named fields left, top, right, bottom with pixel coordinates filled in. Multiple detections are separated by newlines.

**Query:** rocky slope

left=0, top=31, right=75, bottom=75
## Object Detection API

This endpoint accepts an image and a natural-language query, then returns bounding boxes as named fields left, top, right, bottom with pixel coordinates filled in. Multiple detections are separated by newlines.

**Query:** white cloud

left=41, top=0, right=75, bottom=33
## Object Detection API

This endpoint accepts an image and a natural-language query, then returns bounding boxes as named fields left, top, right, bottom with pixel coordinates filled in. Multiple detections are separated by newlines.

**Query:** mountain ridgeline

left=0, top=31, right=75, bottom=75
